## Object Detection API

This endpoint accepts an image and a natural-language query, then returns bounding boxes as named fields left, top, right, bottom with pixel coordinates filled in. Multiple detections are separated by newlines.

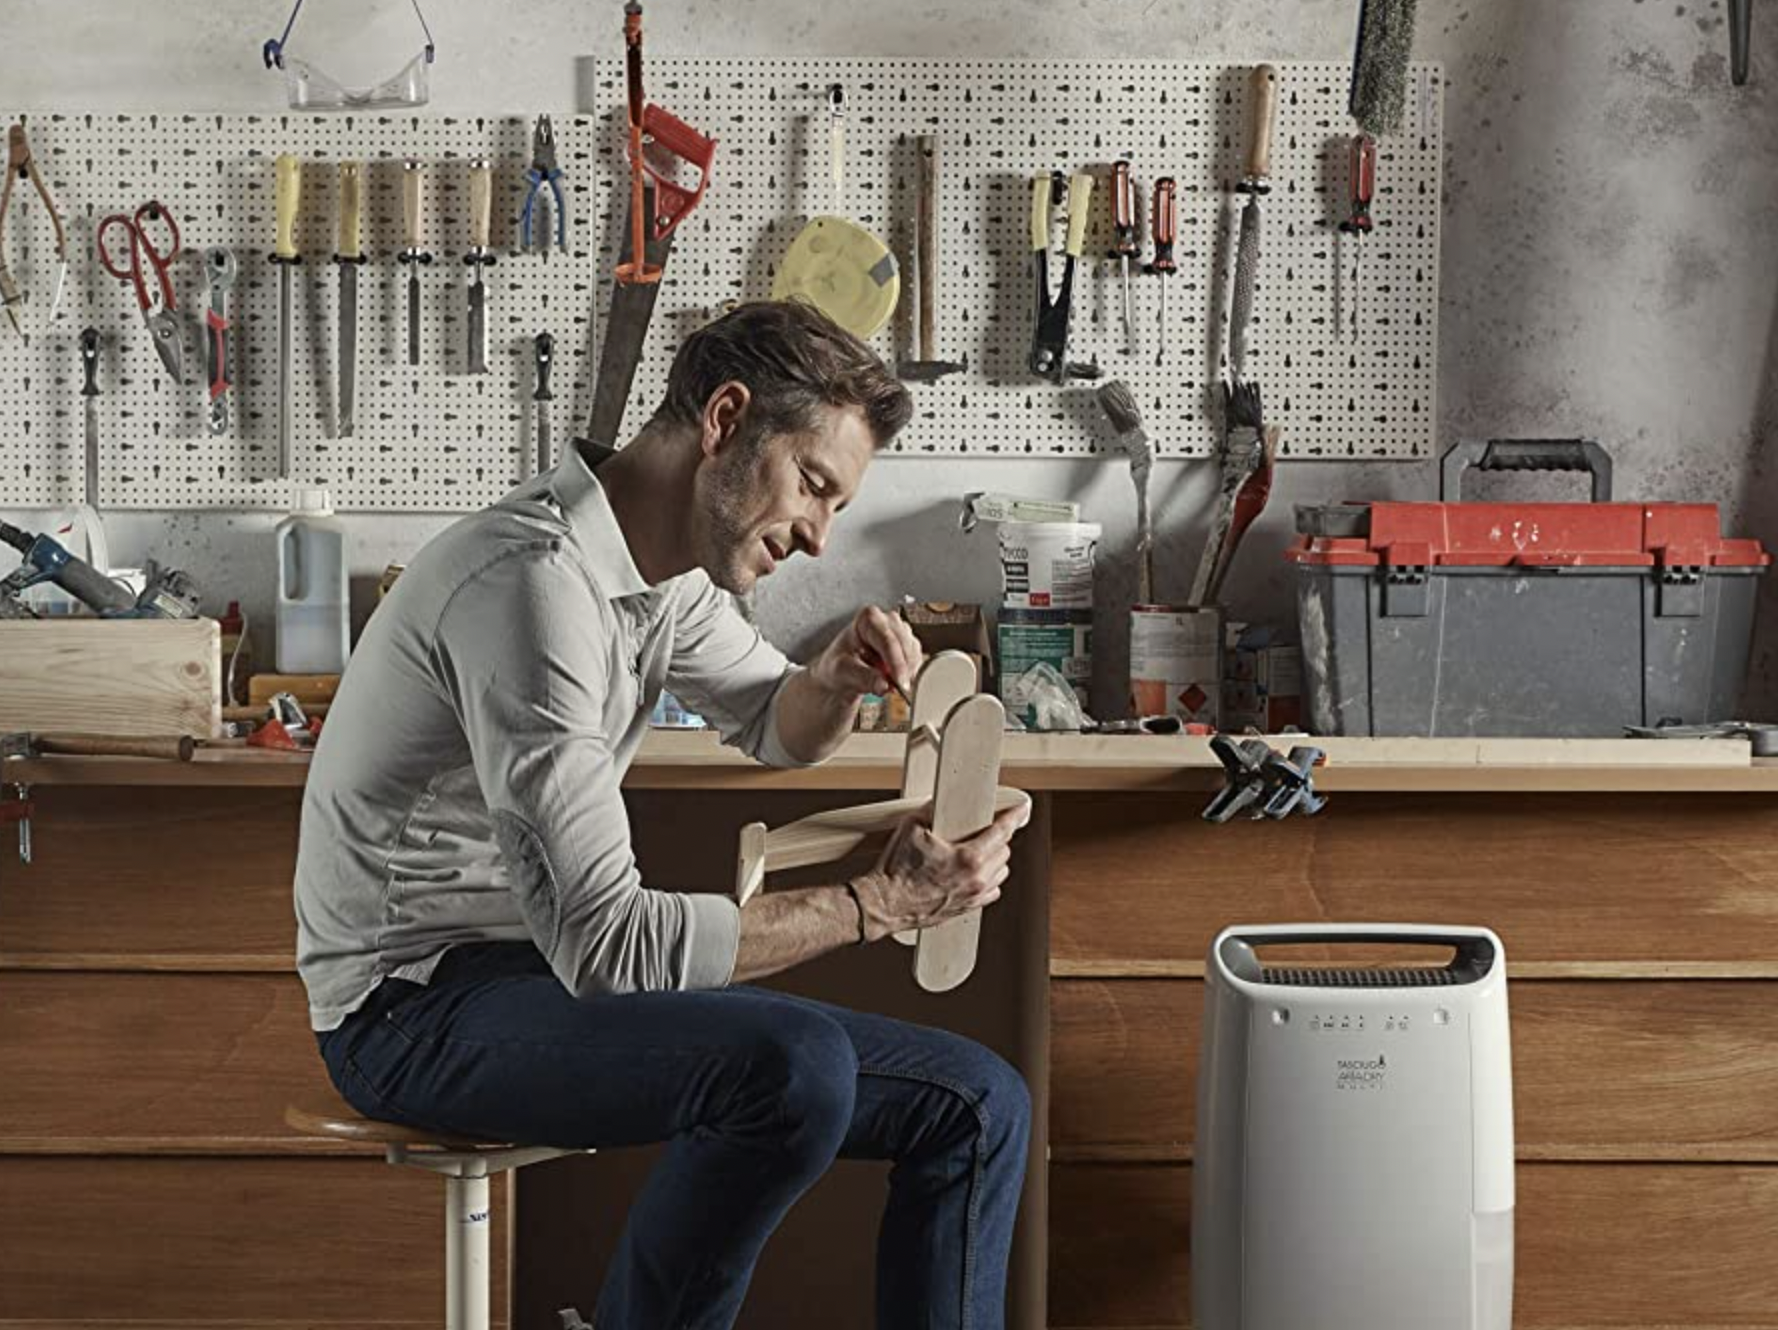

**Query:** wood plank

left=13, top=736, right=1778, bottom=794
left=0, top=973, right=343, bottom=1150
left=0, top=618, right=221, bottom=739
left=0, top=1158, right=509, bottom=1323
left=1053, top=793, right=1778, bottom=967
left=0, top=787, right=300, bottom=964
left=1049, top=1162, right=1778, bottom=1328
left=1050, top=980, right=1778, bottom=1161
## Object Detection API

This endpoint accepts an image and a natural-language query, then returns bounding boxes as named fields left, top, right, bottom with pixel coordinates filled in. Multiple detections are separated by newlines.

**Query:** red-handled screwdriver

left=1338, top=133, right=1376, bottom=342
left=1109, top=159, right=1138, bottom=354
left=862, top=646, right=914, bottom=707
left=1147, top=176, right=1177, bottom=367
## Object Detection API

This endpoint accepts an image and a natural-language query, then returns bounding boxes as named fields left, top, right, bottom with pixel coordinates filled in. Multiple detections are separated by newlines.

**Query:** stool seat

left=285, top=1093, right=509, bottom=1151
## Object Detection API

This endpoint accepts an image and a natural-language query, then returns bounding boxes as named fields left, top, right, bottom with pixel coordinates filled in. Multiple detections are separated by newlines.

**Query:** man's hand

left=852, top=798, right=1031, bottom=942
left=807, top=605, right=925, bottom=702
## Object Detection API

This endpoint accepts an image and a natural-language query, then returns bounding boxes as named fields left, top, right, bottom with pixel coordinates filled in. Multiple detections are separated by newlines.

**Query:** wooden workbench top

left=7, top=731, right=1778, bottom=793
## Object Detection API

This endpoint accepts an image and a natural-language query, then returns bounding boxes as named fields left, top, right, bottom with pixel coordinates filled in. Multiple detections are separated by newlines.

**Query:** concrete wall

left=4, top=0, right=1774, bottom=719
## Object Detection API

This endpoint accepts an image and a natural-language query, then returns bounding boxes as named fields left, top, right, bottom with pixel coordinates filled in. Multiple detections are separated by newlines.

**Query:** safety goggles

left=263, top=0, right=437, bottom=111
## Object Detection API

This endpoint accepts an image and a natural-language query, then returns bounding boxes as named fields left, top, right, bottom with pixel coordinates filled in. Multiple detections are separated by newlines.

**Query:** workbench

left=3, top=735, right=1776, bottom=1329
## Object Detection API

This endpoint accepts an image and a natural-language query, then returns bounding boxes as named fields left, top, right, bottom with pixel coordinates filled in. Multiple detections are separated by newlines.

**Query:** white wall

left=4, top=0, right=1775, bottom=718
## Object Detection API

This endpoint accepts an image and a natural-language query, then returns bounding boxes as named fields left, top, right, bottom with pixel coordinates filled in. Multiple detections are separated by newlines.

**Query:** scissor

left=98, top=201, right=184, bottom=382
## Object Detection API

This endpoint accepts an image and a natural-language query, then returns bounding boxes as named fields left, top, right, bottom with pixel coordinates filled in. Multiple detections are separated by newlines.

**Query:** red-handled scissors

left=98, top=201, right=184, bottom=383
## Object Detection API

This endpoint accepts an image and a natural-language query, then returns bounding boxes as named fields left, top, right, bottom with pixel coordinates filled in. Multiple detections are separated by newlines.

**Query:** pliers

left=521, top=115, right=567, bottom=258
left=0, top=122, right=69, bottom=337
left=1029, top=170, right=1100, bottom=383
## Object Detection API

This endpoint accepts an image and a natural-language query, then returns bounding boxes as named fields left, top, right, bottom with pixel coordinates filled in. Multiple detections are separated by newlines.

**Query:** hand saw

left=578, top=4, right=716, bottom=452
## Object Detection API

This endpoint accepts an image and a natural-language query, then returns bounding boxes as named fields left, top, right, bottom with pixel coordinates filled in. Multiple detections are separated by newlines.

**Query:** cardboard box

left=900, top=601, right=990, bottom=692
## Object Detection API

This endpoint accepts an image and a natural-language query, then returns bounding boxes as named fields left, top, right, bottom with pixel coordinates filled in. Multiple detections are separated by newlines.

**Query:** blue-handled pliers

left=522, top=115, right=567, bottom=258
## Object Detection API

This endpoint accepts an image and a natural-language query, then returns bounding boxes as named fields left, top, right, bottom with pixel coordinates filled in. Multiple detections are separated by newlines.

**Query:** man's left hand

left=809, top=606, right=925, bottom=702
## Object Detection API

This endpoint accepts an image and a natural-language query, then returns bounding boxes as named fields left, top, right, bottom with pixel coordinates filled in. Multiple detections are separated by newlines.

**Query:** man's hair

left=653, top=300, right=914, bottom=448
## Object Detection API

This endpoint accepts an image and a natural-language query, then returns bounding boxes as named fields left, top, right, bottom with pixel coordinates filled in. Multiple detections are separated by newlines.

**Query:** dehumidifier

left=1192, top=924, right=1514, bottom=1330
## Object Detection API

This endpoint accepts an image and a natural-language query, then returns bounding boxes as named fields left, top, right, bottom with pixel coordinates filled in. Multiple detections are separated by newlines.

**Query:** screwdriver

left=1109, top=159, right=1138, bottom=354
left=1338, top=133, right=1376, bottom=342
left=1147, top=176, right=1177, bottom=367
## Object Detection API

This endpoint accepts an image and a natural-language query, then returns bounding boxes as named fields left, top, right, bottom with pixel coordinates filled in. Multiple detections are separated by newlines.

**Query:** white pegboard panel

left=0, top=110, right=601, bottom=511
left=592, top=59, right=1444, bottom=461
left=0, top=63, right=1441, bottom=512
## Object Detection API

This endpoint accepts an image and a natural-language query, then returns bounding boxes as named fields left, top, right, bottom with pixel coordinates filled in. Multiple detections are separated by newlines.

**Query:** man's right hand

left=854, top=798, right=1032, bottom=942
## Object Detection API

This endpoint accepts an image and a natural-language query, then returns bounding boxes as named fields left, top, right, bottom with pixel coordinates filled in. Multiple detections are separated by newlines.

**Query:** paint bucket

left=997, top=607, right=1093, bottom=727
left=1129, top=604, right=1223, bottom=725
left=998, top=521, right=1101, bottom=610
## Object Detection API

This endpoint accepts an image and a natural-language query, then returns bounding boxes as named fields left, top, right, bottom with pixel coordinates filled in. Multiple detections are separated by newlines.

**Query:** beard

left=696, top=426, right=773, bottom=594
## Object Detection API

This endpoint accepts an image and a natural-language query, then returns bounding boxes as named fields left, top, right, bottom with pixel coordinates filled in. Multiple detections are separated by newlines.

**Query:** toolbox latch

left=1657, top=565, right=1704, bottom=618
left=1382, top=565, right=1429, bottom=617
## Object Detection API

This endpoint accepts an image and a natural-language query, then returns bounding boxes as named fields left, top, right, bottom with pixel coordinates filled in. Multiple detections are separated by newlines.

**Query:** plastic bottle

left=275, top=488, right=349, bottom=674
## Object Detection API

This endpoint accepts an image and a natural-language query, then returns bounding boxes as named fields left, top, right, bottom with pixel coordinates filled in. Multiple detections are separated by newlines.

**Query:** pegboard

left=0, top=111, right=603, bottom=511
left=592, top=58, right=1445, bottom=462
left=0, top=61, right=1442, bottom=512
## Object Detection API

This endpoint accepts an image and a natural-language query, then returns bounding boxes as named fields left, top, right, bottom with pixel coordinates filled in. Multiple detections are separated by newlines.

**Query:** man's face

left=694, top=402, right=876, bottom=595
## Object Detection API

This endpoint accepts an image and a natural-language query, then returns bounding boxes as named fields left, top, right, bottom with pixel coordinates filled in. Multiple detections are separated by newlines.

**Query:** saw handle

left=1245, top=65, right=1279, bottom=186
left=30, top=734, right=195, bottom=761
left=274, top=155, right=302, bottom=261
left=336, top=161, right=362, bottom=259
left=637, top=103, right=716, bottom=242
left=402, top=160, right=425, bottom=252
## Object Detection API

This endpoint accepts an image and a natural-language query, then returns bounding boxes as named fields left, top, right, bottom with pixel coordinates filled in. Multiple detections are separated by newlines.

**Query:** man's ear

left=700, top=381, right=752, bottom=459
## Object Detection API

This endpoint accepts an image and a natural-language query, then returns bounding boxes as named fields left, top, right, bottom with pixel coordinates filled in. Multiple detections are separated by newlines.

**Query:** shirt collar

left=552, top=440, right=651, bottom=601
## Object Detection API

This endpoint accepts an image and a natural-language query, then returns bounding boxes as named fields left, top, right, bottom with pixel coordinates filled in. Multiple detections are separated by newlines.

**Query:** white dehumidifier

left=1192, top=923, right=1514, bottom=1330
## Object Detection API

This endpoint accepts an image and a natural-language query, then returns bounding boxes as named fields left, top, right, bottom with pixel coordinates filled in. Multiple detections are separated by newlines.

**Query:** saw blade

left=1228, top=196, right=1262, bottom=382
left=584, top=187, right=676, bottom=449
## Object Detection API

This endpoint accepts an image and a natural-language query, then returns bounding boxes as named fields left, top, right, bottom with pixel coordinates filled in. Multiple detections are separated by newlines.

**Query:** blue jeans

left=316, top=941, right=1031, bottom=1330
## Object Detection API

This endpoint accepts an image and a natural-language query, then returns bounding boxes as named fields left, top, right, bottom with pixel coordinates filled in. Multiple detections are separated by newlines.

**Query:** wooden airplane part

left=892, top=649, right=978, bottom=945
left=913, top=691, right=1007, bottom=992
left=733, top=650, right=1020, bottom=991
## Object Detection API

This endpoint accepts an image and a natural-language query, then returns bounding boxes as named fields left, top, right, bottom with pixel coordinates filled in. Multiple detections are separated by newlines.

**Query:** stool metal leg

left=446, top=1172, right=492, bottom=1330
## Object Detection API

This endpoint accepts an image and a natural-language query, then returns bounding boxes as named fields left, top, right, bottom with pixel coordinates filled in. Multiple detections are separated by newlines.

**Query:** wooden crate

left=0, top=619, right=221, bottom=739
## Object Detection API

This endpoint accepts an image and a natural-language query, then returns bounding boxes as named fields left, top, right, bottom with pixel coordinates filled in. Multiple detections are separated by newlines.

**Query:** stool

left=286, top=1095, right=585, bottom=1330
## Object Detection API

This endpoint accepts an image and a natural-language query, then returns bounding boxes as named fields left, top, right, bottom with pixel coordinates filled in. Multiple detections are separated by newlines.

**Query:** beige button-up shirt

left=294, top=443, right=804, bottom=1031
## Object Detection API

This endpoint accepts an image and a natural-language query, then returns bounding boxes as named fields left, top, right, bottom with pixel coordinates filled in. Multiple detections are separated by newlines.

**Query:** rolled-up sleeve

left=664, top=571, right=813, bottom=769
left=429, top=545, right=739, bottom=997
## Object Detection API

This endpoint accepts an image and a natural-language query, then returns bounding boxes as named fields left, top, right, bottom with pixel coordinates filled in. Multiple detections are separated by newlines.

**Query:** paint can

left=998, top=521, right=1101, bottom=609
left=997, top=607, right=1093, bottom=727
left=1129, top=604, right=1223, bottom=725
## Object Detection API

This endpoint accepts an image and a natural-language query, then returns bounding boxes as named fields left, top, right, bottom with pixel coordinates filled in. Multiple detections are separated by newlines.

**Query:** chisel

left=334, top=161, right=365, bottom=435
left=399, top=159, right=430, bottom=367
left=272, top=154, right=302, bottom=479
left=1228, top=65, right=1277, bottom=383
left=465, top=159, right=494, bottom=375
left=533, top=331, right=554, bottom=477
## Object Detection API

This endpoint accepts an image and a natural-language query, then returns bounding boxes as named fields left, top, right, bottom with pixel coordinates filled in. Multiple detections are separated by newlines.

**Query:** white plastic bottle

left=275, top=487, right=350, bottom=674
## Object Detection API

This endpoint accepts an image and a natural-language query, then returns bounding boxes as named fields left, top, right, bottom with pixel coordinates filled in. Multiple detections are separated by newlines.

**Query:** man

left=295, top=300, right=1032, bottom=1330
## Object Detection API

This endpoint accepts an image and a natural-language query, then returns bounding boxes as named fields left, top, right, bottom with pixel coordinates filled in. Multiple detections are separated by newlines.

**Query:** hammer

left=897, top=135, right=967, bottom=384
left=0, top=732, right=196, bottom=762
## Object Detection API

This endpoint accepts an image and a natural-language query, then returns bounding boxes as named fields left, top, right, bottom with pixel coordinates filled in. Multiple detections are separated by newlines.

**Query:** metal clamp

left=1203, top=736, right=1327, bottom=823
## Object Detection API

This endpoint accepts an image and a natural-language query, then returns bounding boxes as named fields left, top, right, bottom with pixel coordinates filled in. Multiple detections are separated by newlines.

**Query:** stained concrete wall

left=3, top=0, right=1774, bottom=720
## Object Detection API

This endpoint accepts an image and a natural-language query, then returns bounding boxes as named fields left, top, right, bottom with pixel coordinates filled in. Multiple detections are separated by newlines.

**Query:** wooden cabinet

left=1046, top=792, right=1778, bottom=1328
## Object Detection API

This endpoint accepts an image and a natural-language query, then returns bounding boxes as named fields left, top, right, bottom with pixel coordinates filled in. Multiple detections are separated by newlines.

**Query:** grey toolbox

left=1286, top=440, right=1770, bottom=737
